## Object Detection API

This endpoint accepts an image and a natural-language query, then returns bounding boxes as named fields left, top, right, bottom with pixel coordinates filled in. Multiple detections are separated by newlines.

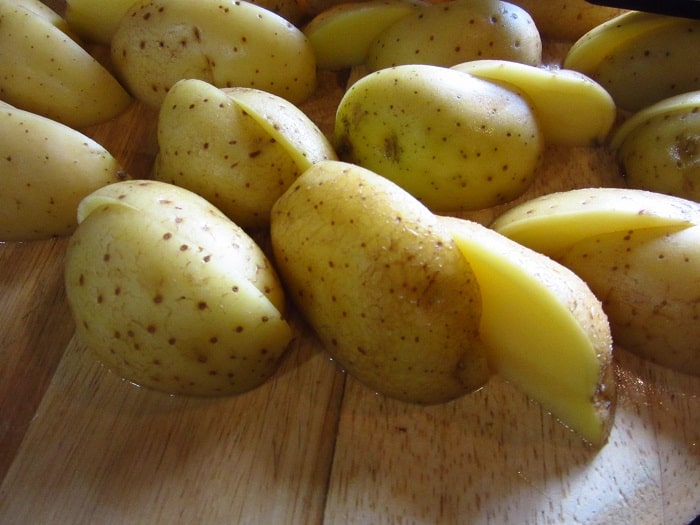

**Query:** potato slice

left=491, top=187, right=700, bottom=377
left=443, top=216, right=615, bottom=445
left=65, top=180, right=293, bottom=396
left=611, top=91, right=700, bottom=201
left=452, top=60, right=615, bottom=146
left=490, top=187, right=699, bottom=256
left=270, top=160, right=489, bottom=404
left=0, top=103, right=125, bottom=241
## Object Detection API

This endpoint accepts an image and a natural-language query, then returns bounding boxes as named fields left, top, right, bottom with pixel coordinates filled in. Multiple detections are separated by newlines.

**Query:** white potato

left=65, top=0, right=138, bottom=44
left=366, top=0, right=542, bottom=71
left=0, top=103, right=125, bottom=241
left=111, top=0, right=317, bottom=107
left=65, top=180, right=293, bottom=396
left=0, top=0, right=132, bottom=127
left=154, top=79, right=336, bottom=229
left=270, top=160, right=489, bottom=404
left=335, top=64, right=543, bottom=211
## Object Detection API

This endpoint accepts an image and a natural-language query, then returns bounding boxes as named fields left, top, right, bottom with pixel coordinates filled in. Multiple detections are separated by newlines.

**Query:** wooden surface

left=1, top=2, right=699, bottom=523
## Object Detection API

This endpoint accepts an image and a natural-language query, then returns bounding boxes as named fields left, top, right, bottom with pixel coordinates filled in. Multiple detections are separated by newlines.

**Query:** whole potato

left=154, top=79, right=335, bottom=230
left=111, top=0, right=317, bottom=107
left=335, top=64, right=543, bottom=211
left=270, top=160, right=490, bottom=404
left=65, top=180, right=293, bottom=396
left=0, top=103, right=125, bottom=241
left=366, top=0, right=542, bottom=71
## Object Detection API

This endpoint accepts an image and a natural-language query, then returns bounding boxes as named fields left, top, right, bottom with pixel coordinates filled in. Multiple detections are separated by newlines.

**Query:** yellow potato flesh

left=490, top=187, right=699, bottom=257
left=66, top=180, right=293, bottom=396
left=444, top=216, right=614, bottom=446
left=65, top=0, right=137, bottom=44
left=452, top=60, right=615, bottom=146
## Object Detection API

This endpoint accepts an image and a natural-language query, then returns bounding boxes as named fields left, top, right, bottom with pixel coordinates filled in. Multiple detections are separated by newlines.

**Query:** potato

left=490, top=187, right=699, bottom=256
left=270, top=160, right=489, bottom=404
left=366, top=0, right=542, bottom=71
left=610, top=91, right=700, bottom=202
left=334, top=64, right=543, bottom=211
left=303, top=0, right=423, bottom=70
left=154, top=79, right=336, bottom=230
left=64, top=180, right=293, bottom=396
left=564, top=12, right=700, bottom=111
left=452, top=60, right=616, bottom=146
left=508, top=0, right=627, bottom=41
left=491, top=187, right=700, bottom=376
left=443, top=216, right=614, bottom=445
left=65, top=0, right=138, bottom=44
left=111, top=0, right=317, bottom=108
left=0, top=103, right=126, bottom=241
left=0, top=0, right=132, bottom=128
left=560, top=225, right=700, bottom=377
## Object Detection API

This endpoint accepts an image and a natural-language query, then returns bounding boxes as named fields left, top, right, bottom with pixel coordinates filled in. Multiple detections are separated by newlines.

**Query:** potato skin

left=270, top=160, right=489, bottom=404
left=65, top=180, right=293, bottom=396
left=111, top=0, right=317, bottom=107
left=0, top=104, right=125, bottom=241
left=560, top=225, right=700, bottom=377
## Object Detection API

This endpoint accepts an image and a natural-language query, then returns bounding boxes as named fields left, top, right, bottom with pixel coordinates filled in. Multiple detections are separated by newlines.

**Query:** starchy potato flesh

left=444, top=216, right=614, bottom=446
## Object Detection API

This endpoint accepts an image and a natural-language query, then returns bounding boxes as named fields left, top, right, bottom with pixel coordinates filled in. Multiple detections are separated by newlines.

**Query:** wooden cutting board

left=0, top=2, right=698, bottom=523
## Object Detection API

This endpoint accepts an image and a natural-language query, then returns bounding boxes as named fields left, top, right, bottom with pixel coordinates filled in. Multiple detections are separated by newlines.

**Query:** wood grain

left=0, top=2, right=699, bottom=524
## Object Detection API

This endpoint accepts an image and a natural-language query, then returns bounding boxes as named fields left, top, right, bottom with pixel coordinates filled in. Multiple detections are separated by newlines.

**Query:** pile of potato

left=1, top=0, right=699, bottom=447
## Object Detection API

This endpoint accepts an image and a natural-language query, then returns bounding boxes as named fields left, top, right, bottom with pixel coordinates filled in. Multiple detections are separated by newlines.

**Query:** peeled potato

left=65, top=180, right=293, bottom=396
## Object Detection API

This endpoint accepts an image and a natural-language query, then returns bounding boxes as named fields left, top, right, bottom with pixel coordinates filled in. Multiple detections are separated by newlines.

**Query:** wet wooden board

left=0, top=2, right=698, bottom=523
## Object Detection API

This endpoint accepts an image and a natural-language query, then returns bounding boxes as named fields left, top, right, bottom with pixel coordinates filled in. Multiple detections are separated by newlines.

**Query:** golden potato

left=65, top=180, right=293, bottom=396
left=270, top=160, right=489, bottom=404
left=335, top=64, right=543, bottom=211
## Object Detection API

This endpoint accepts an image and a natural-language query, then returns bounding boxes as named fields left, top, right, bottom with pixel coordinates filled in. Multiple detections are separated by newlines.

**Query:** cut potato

left=443, top=216, right=615, bottom=446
